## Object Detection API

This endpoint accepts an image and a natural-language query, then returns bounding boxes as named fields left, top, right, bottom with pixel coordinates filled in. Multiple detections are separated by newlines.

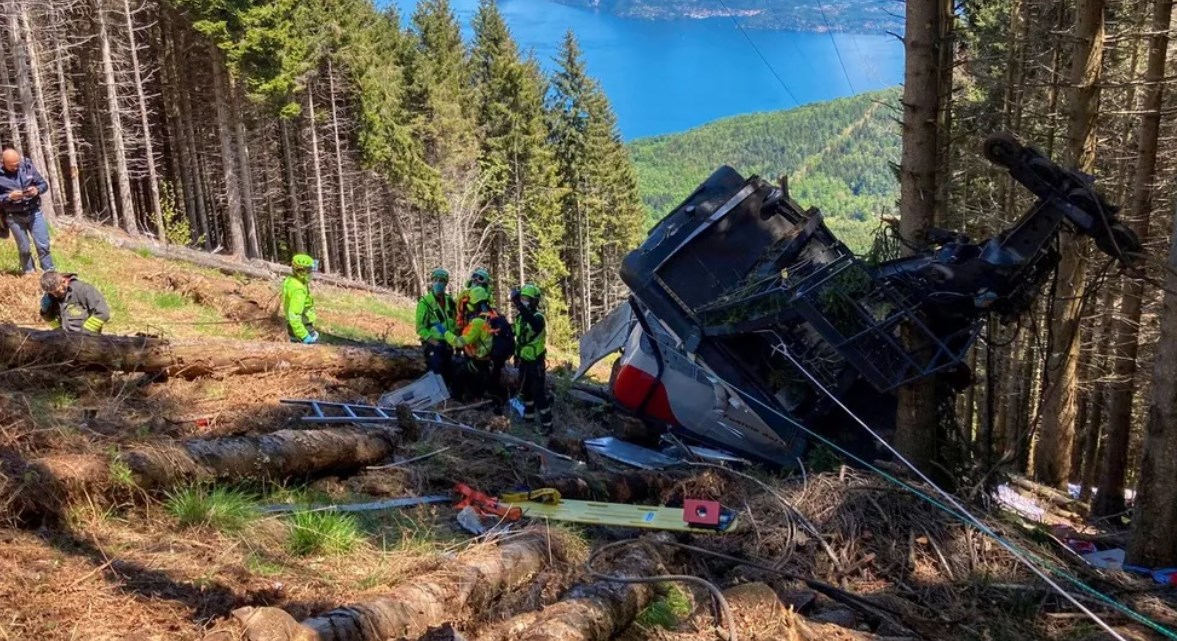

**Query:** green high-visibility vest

left=513, top=311, right=546, bottom=362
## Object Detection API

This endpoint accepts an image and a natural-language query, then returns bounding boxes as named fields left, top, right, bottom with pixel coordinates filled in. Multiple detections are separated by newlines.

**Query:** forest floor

left=1, top=225, right=1175, bottom=641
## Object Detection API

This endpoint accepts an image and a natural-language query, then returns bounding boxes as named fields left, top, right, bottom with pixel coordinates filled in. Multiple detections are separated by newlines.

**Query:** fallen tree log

left=475, top=539, right=665, bottom=641
left=2, top=425, right=401, bottom=519
left=1008, top=475, right=1089, bottom=517
left=233, top=529, right=568, bottom=641
left=0, top=324, right=424, bottom=381
left=79, top=223, right=409, bottom=298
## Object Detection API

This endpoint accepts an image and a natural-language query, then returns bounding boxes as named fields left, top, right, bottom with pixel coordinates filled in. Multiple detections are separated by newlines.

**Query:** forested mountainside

left=0, top=0, right=643, bottom=339
left=553, top=0, right=904, bottom=32
left=630, top=89, right=899, bottom=250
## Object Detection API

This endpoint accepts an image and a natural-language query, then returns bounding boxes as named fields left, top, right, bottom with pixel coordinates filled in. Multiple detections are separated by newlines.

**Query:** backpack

left=486, top=311, right=515, bottom=362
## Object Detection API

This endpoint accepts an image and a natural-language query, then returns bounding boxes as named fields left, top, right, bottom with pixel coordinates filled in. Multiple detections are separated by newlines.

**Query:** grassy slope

left=0, top=227, right=418, bottom=344
left=629, top=88, right=900, bottom=252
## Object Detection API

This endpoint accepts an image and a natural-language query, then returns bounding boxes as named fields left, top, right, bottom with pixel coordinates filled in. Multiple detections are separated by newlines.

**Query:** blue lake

left=381, top=0, right=905, bottom=139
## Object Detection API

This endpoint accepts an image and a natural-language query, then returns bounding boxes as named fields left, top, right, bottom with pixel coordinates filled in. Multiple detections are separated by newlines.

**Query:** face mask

left=432, top=282, right=446, bottom=295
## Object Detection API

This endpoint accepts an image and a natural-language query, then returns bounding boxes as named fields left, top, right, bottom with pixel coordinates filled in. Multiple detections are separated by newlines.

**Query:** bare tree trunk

left=209, top=44, right=246, bottom=257
left=0, top=36, right=23, bottom=152
left=364, top=185, right=375, bottom=284
left=18, top=4, right=65, bottom=219
left=9, top=4, right=57, bottom=223
left=1094, top=0, right=1169, bottom=518
left=326, top=58, right=353, bottom=278
left=231, top=84, right=260, bottom=258
left=279, top=118, right=304, bottom=253
left=306, top=82, right=331, bottom=273
left=894, top=0, right=946, bottom=470
left=120, top=0, right=164, bottom=239
left=1035, top=0, right=1104, bottom=487
left=96, top=0, right=136, bottom=233
left=1129, top=210, right=1177, bottom=568
left=53, top=33, right=84, bottom=219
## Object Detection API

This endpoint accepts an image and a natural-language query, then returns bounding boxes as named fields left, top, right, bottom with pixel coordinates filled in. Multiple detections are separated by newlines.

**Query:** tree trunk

left=18, top=3, right=65, bottom=219
left=233, top=530, right=567, bottom=641
left=96, top=0, right=136, bottom=232
left=209, top=45, right=247, bottom=257
left=4, top=425, right=401, bottom=519
left=0, top=35, right=23, bottom=152
left=307, top=82, right=331, bottom=273
left=1128, top=208, right=1177, bottom=566
left=120, top=0, right=164, bottom=239
left=475, top=540, right=664, bottom=641
left=280, top=118, right=304, bottom=253
left=1095, top=0, right=1170, bottom=519
left=0, top=325, right=425, bottom=381
left=326, top=58, right=353, bottom=279
left=9, top=5, right=58, bottom=223
left=1035, top=0, right=1104, bottom=488
left=894, top=0, right=946, bottom=470
left=53, top=33, right=84, bottom=220
left=231, top=83, right=261, bottom=258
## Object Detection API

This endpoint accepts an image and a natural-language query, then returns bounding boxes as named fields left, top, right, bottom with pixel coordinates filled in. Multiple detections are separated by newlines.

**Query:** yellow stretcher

left=498, top=488, right=739, bottom=533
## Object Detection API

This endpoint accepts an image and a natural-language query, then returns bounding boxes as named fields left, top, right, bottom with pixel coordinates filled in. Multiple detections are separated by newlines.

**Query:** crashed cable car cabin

left=587, top=133, right=1140, bottom=468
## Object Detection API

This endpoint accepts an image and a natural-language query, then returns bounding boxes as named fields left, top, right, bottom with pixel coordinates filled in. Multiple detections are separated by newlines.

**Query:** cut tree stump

left=0, top=324, right=424, bottom=381
left=3, top=425, right=402, bottom=519
left=474, top=538, right=665, bottom=641
left=233, top=529, right=567, bottom=641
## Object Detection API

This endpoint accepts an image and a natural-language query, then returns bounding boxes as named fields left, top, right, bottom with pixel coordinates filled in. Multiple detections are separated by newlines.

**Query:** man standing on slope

left=0, top=147, right=54, bottom=275
left=416, top=268, right=458, bottom=386
left=39, top=271, right=110, bottom=334
left=511, top=283, right=552, bottom=432
left=283, top=254, right=319, bottom=344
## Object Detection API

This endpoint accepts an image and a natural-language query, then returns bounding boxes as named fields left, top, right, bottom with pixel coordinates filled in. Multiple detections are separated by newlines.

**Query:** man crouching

left=40, top=271, right=111, bottom=334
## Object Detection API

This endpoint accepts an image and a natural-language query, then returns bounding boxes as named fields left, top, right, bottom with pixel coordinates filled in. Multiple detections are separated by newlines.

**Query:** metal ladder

left=280, top=399, right=401, bottom=424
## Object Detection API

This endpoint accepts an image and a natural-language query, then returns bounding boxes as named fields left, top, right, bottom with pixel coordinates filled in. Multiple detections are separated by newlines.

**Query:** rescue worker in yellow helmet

left=444, top=285, right=509, bottom=408
left=510, top=283, right=552, bottom=432
left=415, top=267, right=458, bottom=386
left=456, top=267, right=492, bottom=331
left=283, top=254, right=319, bottom=344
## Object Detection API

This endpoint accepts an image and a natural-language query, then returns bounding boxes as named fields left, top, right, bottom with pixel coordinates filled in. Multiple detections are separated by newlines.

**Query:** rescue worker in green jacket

left=445, top=285, right=506, bottom=405
left=283, top=254, right=319, bottom=344
left=510, top=283, right=552, bottom=432
left=39, top=271, right=110, bottom=334
left=456, top=267, right=492, bottom=331
left=416, top=267, right=458, bottom=386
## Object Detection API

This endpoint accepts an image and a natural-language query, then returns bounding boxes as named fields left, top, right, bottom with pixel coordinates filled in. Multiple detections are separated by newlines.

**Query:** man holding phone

left=0, top=147, right=54, bottom=274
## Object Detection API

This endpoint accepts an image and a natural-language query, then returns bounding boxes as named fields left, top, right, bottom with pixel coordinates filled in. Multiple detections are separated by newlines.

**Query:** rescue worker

left=456, top=267, right=493, bottom=331
left=39, top=271, right=110, bottom=334
left=445, top=285, right=507, bottom=408
left=283, top=254, right=319, bottom=344
left=416, top=267, right=458, bottom=385
left=510, top=283, right=552, bottom=432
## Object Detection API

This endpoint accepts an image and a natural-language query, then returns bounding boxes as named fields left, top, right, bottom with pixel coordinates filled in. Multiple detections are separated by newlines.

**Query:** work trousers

left=423, top=341, right=455, bottom=389
left=518, top=356, right=552, bottom=432
left=6, top=211, right=54, bottom=273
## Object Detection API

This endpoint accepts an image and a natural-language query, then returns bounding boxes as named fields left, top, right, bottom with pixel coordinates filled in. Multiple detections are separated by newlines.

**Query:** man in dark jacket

left=0, top=148, right=54, bottom=274
left=40, top=271, right=111, bottom=334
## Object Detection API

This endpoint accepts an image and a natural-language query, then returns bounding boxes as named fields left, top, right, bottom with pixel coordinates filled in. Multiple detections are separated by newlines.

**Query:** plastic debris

left=378, top=372, right=450, bottom=410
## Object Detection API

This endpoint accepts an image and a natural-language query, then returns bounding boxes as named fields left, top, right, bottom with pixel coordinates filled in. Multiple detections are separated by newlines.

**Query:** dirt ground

left=2, top=232, right=1176, bottom=641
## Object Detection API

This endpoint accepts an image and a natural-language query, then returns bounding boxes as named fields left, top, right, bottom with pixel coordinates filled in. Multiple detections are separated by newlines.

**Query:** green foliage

left=160, top=181, right=203, bottom=247
left=286, top=510, right=363, bottom=556
left=165, top=485, right=258, bottom=532
left=636, top=583, right=692, bottom=629
left=629, top=89, right=900, bottom=254
left=152, top=292, right=188, bottom=310
left=108, top=457, right=137, bottom=490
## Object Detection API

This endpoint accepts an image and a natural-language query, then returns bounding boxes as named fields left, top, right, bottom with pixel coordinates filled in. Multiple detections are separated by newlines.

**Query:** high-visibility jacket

left=282, top=274, right=317, bottom=340
left=456, top=284, right=494, bottom=330
left=447, top=312, right=497, bottom=360
left=40, top=275, right=110, bottom=334
left=513, top=310, right=546, bottom=362
left=416, top=292, right=457, bottom=342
